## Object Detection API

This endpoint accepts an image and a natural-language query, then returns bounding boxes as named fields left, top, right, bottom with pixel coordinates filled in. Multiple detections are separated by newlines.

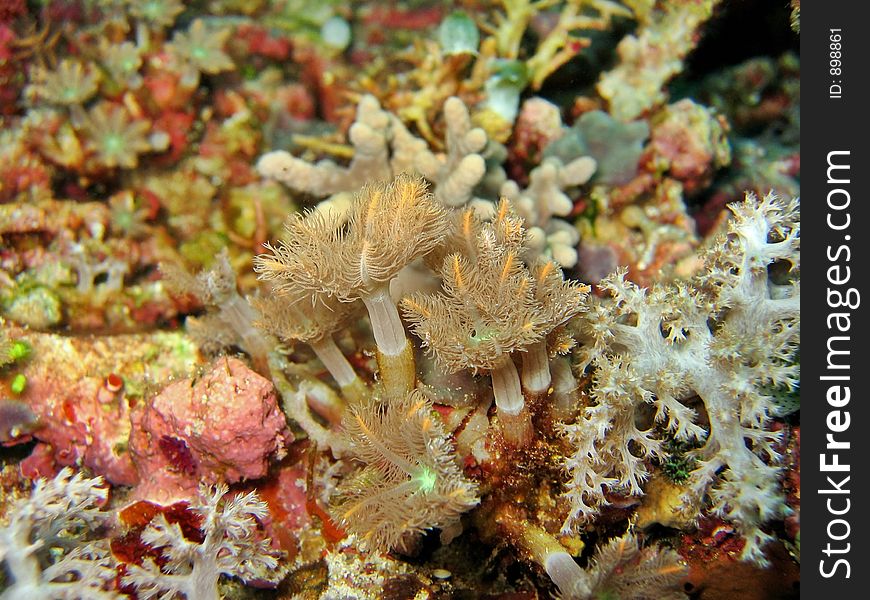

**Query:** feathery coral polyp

left=404, top=201, right=544, bottom=372
left=161, top=249, right=272, bottom=375
left=255, top=174, right=448, bottom=301
left=26, top=58, right=100, bottom=106
left=330, top=389, right=479, bottom=552
left=167, top=18, right=235, bottom=74
left=403, top=200, right=587, bottom=444
left=256, top=174, right=449, bottom=394
left=253, top=293, right=368, bottom=403
left=75, top=102, right=153, bottom=169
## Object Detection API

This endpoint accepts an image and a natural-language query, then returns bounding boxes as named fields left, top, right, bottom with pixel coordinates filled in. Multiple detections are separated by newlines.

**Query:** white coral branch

left=0, top=468, right=118, bottom=599
left=122, top=483, right=285, bottom=600
left=562, top=192, right=799, bottom=565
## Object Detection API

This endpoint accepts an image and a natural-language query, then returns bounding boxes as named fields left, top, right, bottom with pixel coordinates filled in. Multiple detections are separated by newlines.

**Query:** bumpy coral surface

left=129, top=357, right=291, bottom=503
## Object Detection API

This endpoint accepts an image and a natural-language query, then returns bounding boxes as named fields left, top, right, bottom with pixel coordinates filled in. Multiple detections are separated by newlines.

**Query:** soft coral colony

left=0, top=0, right=799, bottom=598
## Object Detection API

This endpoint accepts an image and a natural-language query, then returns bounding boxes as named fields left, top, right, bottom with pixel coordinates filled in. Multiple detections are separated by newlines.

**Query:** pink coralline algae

left=20, top=374, right=137, bottom=486
left=129, top=357, right=291, bottom=504
left=509, top=97, right=566, bottom=178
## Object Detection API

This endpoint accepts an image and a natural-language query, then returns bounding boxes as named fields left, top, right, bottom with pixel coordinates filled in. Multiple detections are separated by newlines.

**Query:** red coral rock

left=276, top=83, right=316, bottom=121
left=0, top=0, right=26, bottom=23
left=779, top=424, right=800, bottom=543
left=362, top=5, right=444, bottom=30
left=643, top=99, right=731, bottom=196
left=0, top=25, right=23, bottom=115
left=680, top=528, right=799, bottom=600
left=235, top=24, right=292, bottom=60
left=143, top=68, right=196, bottom=112
left=507, top=97, right=565, bottom=183
left=256, top=458, right=313, bottom=557
left=158, top=435, right=198, bottom=476
left=129, top=357, right=291, bottom=504
left=150, top=111, right=194, bottom=165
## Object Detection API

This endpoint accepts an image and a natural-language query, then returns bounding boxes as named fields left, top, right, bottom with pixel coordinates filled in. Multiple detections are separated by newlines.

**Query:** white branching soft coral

left=122, top=484, right=285, bottom=600
left=0, top=468, right=119, bottom=599
left=161, top=249, right=272, bottom=375
left=561, top=192, right=799, bottom=566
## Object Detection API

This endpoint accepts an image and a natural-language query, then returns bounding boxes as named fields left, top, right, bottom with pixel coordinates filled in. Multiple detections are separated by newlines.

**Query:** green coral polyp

left=7, top=340, right=31, bottom=363
left=439, top=11, right=479, bottom=56
left=169, top=19, right=234, bottom=74
left=10, top=373, right=27, bottom=395
left=468, top=327, right=496, bottom=345
left=78, top=103, right=153, bottom=169
left=413, top=466, right=437, bottom=494
left=142, top=2, right=161, bottom=19
left=103, top=134, right=124, bottom=155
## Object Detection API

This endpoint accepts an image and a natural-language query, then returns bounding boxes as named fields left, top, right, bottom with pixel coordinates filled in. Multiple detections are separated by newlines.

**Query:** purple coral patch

left=158, top=435, right=198, bottom=476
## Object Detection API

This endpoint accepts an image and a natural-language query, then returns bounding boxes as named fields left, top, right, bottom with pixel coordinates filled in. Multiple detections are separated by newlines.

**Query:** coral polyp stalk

left=495, top=506, right=590, bottom=599
left=362, top=286, right=416, bottom=396
left=255, top=174, right=447, bottom=397
left=219, top=294, right=272, bottom=376
left=161, top=251, right=272, bottom=377
left=549, top=355, right=580, bottom=421
left=309, top=336, right=356, bottom=388
left=521, top=339, right=551, bottom=396
left=361, top=286, right=407, bottom=358
left=491, top=357, right=533, bottom=446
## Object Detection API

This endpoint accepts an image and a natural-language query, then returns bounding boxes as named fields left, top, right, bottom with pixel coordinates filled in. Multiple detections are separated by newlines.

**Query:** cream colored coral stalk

left=253, top=294, right=367, bottom=404
left=521, top=339, right=550, bottom=395
left=496, top=508, right=687, bottom=600
left=162, top=250, right=272, bottom=376
left=491, top=356, right=534, bottom=446
left=522, top=259, right=589, bottom=397
left=549, top=355, right=580, bottom=420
